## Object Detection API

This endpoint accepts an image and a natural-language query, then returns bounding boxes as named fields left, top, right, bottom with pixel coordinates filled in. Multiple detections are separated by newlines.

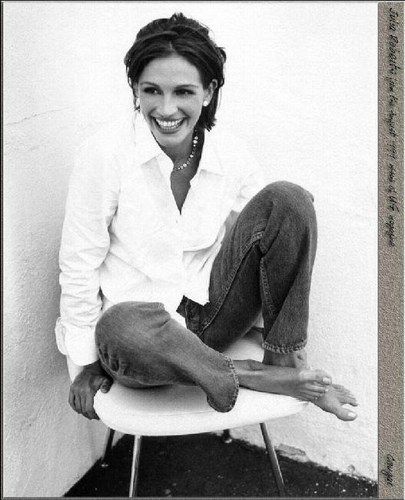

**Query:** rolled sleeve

left=55, top=317, right=99, bottom=366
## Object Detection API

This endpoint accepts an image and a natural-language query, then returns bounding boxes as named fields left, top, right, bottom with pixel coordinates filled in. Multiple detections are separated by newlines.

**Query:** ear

left=204, top=79, right=218, bottom=105
left=133, top=84, right=141, bottom=108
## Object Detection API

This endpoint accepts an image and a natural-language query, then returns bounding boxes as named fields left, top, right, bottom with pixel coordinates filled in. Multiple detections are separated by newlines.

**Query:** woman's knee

left=95, top=301, right=178, bottom=385
left=256, top=181, right=316, bottom=228
left=95, top=301, right=170, bottom=352
left=261, top=181, right=314, bottom=205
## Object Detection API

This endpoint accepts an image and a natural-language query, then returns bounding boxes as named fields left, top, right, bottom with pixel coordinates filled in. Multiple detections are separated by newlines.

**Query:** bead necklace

left=172, top=131, right=199, bottom=172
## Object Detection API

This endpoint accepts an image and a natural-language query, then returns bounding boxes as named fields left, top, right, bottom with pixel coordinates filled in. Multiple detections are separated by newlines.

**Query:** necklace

left=172, top=131, right=199, bottom=172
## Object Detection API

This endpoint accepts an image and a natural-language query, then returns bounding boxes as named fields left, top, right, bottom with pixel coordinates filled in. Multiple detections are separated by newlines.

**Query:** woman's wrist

left=83, top=359, right=105, bottom=374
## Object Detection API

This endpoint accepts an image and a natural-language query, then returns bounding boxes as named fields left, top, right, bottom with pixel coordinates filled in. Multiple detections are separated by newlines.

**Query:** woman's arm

left=57, top=138, right=119, bottom=418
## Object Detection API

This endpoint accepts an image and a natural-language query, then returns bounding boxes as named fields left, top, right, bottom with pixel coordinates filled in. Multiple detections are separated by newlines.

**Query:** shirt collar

left=132, top=112, right=224, bottom=176
left=198, top=128, right=224, bottom=176
left=132, top=112, right=163, bottom=166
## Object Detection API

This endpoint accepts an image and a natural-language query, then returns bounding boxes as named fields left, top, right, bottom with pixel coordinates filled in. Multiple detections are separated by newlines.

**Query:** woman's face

left=136, top=54, right=216, bottom=152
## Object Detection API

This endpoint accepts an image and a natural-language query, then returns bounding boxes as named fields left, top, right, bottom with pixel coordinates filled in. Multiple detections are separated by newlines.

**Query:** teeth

left=155, top=118, right=183, bottom=129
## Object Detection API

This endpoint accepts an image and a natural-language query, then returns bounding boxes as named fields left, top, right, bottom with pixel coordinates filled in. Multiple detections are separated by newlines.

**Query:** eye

left=142, top=87, right=159, bottom=95
left=175, top=89, right=194, bottom=96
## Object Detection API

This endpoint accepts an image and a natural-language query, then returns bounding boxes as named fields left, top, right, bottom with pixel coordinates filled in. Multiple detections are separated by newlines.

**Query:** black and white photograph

left=4, top=1, right=393, bottom=498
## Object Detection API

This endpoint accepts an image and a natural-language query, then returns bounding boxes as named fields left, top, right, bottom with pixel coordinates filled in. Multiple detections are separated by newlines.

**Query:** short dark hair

left=124, top=13, right=226, bottom=131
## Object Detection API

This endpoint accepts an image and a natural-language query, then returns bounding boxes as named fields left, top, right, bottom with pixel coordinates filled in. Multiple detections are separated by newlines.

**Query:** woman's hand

left=69, top=360, right=113, bottom=420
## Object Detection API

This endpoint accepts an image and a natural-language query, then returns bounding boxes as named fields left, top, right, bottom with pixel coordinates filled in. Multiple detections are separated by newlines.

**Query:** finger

left=91, top=374, right=113, bottom=394
left=91, top=374, right=107, bottom=392
left=300, top=370, right=332, bottom=386
left=79, top=392, right=95, bottom=420
left=302, top=390, right=321, bottom=401
left=306, top=384, right=327, bottom=394
left=83, top=393, right=99, bottom=420
left=74, top=393, right=84, bottom=415
left=298, top=390, right=316, bottom=401
left=68, top=387, right=76, bottom=411
left=100, top=377, right=113, bottom=393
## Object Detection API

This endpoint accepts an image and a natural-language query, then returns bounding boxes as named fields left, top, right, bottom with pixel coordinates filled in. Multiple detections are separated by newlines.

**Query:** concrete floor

left=65, top=433, right=377, bottom=498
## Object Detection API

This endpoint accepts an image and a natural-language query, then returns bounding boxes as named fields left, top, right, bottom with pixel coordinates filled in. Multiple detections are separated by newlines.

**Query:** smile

left=154, top=118, right=184, bottom=131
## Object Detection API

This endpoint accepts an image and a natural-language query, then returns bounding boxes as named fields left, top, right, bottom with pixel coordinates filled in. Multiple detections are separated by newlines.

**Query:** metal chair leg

left=129, top=435, right=142, bottom=497
left=260, top=422, right=286, bottom=497
left=222, top=429, right=232, bottom=444
left=101, top=428, right=115, bottom=468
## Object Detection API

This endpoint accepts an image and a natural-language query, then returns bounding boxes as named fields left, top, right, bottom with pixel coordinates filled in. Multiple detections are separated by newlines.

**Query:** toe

left=333, top=384, right=349, bottom=393
left=333, top=384, right=356, bottom=399
left=335, top=407, right=357, bottom=421
left=337, top=392, right=358, bottom=406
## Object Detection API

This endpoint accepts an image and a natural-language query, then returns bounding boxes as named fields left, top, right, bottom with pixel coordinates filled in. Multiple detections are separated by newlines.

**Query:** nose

left=159, top=95, right=178, bottom=117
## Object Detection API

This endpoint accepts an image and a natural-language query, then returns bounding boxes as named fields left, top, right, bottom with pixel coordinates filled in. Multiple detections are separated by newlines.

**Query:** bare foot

left=234, top=359, right=332, bottom=400
left=263, top=348, right=308, bottom=369
left=313, top=384, right=358, bottom=421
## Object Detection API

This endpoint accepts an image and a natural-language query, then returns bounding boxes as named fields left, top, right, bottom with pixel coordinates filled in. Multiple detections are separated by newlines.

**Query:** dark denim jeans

left=95, top=182, right=317, bottom=413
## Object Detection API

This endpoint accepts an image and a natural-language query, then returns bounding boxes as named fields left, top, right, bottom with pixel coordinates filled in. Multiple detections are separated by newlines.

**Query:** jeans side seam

left=259, top=259, right=278, bottom=318
left=224, top=356, right=240, bottom=410
left=200, top=232, right=263, bottom=333
left=206, top=354, right=240, bottom=412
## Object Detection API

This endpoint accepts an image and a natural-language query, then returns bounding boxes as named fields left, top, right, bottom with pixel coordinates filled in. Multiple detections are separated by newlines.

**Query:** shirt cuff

left=55, top=317, right=99, bottom=366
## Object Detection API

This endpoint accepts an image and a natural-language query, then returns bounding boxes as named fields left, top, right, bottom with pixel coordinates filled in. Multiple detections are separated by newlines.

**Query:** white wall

left=4, top=2, right=378, bottom=495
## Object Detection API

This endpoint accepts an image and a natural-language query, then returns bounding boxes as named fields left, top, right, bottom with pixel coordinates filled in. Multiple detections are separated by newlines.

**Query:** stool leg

left=129, top=435, right=142, bottom=497
left=260, top=422, right=286, bottom=497
left=101, top=428, right=115, bottom=468
left=222, top=429, right=232, bottom=444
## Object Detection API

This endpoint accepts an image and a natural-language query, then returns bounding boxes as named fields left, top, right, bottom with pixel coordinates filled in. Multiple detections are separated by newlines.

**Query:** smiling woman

left=136, top=54, right=215, bottom=163
left=57, top=12, right=357, bottom=423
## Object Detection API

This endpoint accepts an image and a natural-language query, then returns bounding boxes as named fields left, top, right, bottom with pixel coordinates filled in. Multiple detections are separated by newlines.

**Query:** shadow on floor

left=65, top=433, right=377, bottom=498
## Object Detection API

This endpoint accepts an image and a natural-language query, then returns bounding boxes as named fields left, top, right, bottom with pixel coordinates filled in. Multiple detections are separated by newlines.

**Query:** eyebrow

left=139, top=81, right=199, bottom=89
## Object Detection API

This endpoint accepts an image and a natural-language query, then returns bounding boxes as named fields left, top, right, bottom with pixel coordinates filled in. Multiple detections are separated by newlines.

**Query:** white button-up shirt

left=56, top=111, right=265, bottom=366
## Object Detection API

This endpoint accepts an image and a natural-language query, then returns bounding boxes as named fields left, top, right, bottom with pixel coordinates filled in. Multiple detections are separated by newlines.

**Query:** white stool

left=87, top=328, right=307, bottom=497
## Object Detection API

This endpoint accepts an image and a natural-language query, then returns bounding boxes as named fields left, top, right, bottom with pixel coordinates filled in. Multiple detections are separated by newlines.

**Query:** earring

left=203, top=100, right=209, bottom=107
left=135, top=97, right=140, bottom=108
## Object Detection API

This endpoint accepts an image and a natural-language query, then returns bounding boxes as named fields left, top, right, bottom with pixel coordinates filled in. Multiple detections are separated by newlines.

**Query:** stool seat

left=93, top=329, right=307, bottom=436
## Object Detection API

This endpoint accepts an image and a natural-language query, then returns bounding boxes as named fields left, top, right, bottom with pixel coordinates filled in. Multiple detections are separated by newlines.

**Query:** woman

left=56, top=13, right=358, bottom=420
